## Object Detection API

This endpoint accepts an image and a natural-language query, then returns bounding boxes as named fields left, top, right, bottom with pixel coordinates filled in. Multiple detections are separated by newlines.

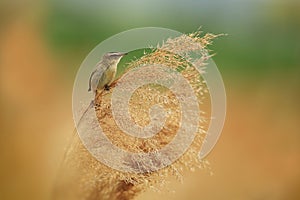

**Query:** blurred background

left=0, top=0, right=299, bottom=199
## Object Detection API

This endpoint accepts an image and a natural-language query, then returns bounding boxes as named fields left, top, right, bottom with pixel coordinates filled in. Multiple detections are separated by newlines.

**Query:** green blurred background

left=0, top=0, right=299, bottom=199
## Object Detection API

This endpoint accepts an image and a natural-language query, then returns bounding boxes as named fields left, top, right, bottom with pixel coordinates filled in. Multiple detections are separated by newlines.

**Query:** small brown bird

left=88, top=52, right=127, bottom=93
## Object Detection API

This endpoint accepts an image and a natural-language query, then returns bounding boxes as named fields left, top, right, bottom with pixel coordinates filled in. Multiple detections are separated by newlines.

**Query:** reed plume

left=52, top=29, right=220, bottom=200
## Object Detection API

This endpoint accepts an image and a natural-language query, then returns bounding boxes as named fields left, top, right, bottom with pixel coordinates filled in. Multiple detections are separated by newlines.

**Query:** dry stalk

left=52, top=30, right=220, bottom=200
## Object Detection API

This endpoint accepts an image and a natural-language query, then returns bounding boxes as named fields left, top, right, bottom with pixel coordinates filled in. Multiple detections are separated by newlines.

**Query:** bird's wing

left=88, top=70, right=97, bottom=92
left=88, top=63, right=106, bottom=92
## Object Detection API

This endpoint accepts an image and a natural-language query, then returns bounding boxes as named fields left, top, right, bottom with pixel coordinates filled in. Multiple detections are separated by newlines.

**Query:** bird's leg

left=104, top=84, right=110, bottom=91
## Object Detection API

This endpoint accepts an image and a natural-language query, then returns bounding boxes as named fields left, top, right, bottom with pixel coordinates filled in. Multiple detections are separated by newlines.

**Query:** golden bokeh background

left=0, top=0, right=299, bottom=199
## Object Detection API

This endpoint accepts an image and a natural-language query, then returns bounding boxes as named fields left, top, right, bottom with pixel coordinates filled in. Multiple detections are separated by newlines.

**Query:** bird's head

left=102, top=52, right=127, bottom=65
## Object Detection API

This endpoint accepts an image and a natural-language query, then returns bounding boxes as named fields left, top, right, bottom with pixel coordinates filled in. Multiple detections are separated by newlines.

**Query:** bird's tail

left=76, top=100, right=94, bottom=127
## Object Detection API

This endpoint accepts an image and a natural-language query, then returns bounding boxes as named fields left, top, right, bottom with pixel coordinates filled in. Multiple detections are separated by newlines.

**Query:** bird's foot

left=104, top=84, right=110, bottom=91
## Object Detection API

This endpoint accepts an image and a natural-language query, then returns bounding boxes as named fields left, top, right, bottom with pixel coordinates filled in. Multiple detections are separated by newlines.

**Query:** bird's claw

left=104, top=84, right=110, bottom=91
